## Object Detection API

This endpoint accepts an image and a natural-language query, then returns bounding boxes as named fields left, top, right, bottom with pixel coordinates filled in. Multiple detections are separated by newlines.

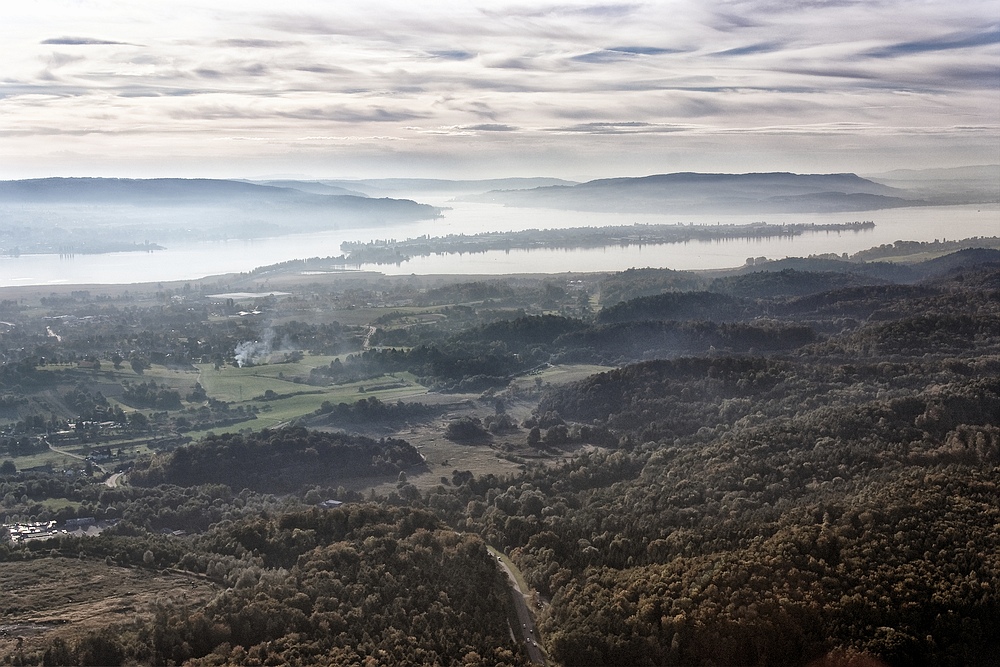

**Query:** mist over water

left=0, top=201, right=996, bottom=286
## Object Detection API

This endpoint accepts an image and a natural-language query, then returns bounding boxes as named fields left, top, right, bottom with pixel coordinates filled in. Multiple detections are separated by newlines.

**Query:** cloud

left=572, top=46, right=681, bottom=63
left=710, top=12, right=765, bottom=31
left=168, top=105, right=273, bottom=121
left=187, top=105, right=414, bottom=125
left=428, top=50, right=477, bottom=60
left=5, top=0, right=998, bottom=177
left=217, top=39, right=295, bottom=49
left=277, top=107, right=429, bottom=123
left=492, top=3, right=642, bottom=19
left=45, top=53, right=85, bottom=69
left=571, top=50, right=628, bottom=63
left=563, top=3, right=642, bottom=18
left=463, top=123, right=518, bottom=131
left=709, top=122, right=1000, bottom=137
left=295, top=135, right=405, bottom=142
left=41, top=36, right=132, bottom=46
left=242, top=64, right=270, bottom=76
left=188, top=62, right=271, bottom=79
left=934, top=64, right=1000, bottom=89
left=456, top=78, right=544, bottom=94
left=294, top=64, right=353, bottom=74
left=728, top=0, right=877, bottom=14
left=607, top=46, right=682, bottom=55
left=863, top=28, right=1000, bottom=58
left=485, top=57, right=536, bottom=70
left=0, top=125, right=152, bottom=137
left=413, top=123, right=518, bottom=136
left=777, top=66, right=879, bottom=82
left=547, top=121, right=697, bottom=134
left=557, top=2, right=642, bottom=19
left=116, top=88, right=163, bottom=98
left=711, top=41, right=786, bottom=57
left=262, top=14, right=341, bottom=35
left=451, top=100, right=502, bottom=120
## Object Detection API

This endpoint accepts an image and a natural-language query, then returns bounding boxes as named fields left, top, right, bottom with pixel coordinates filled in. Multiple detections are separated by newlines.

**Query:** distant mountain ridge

left=867, top=165, right=999, bottom=181
left=0, top=178, right=441, bottom=254
left=461, top=171, right=925, bottom=214
left=0, top=177, right=290, bottom=203
left=0, top=178, right=435, bottom=218
left=246, top=180, right=370, bottom=198
left=320, top=177, right=578, bottom=197
left=865, top=165, right=999, bottom=205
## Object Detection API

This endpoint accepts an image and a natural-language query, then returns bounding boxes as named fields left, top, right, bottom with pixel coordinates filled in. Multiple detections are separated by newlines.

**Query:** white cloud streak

left=0, top=0, right=996, bottom=178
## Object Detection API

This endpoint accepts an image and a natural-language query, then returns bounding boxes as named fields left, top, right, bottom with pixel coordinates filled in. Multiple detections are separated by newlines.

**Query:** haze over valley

left=1, top=167, right=996, bottom=287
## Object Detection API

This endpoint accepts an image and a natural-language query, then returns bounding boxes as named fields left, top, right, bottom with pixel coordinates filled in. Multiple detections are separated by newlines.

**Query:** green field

left=38, top=497, right=85, bottom=511
left=5, top=451, right=78, bottom=471
left=189, top=358, right=430, bottom=436
left=509, top=364, right=614, bottom=390
left=195, top=355, right=341, bottom=402
left=5, top=355, right=610, bottom=469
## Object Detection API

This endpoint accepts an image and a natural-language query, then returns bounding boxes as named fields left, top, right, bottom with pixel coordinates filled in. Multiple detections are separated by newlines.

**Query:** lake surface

left=0, top=200, right=996, bottom=287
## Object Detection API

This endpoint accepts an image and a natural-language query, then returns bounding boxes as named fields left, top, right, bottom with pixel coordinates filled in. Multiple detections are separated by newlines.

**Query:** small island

left=340, top=220, right=876, bottom=265
left=3, top=239, right=165, bottom=257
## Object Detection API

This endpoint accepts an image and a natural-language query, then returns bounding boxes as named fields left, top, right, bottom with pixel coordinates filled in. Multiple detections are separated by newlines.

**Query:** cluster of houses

left=1, top=516, right=108, bottom=544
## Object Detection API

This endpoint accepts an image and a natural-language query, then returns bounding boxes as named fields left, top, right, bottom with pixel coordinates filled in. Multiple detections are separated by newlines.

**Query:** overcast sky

left=2, top=0, right=997, bottom=180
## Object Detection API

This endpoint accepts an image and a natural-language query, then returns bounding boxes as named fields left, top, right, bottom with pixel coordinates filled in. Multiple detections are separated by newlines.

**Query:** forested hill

left=511, top=354, right=1000, bottom=663
left=490, top=272, right=1000, bottom=664
left=130, top=428, right=424, bottom=493
left=2, top=247, right=1000, bottom=666
left=0, top=177, right=440, bottom=253
left=0, top=177, right=439, bottom=218
left=462, top=171, right=923, bottom=213
left=3, top=506, right=528, bottom=666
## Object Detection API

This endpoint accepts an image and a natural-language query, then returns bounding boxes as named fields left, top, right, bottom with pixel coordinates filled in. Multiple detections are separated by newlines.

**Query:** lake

left=0, top=200, right=996, bottom=287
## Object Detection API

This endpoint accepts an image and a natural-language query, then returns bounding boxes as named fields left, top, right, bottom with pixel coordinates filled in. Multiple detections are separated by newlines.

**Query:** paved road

left=490, top=548, right=545, bottom=665
left=46, top=438, right=120, bottom=485
left=46, top=438, right=105, bottom=472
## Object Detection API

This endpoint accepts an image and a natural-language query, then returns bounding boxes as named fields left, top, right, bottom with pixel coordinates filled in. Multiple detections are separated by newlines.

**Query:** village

left=1, top=516, right=112, bottom=544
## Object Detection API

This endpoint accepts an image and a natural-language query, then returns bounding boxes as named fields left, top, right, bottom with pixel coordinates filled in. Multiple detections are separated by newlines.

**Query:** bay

left=0, top=200, right=996, bottom=287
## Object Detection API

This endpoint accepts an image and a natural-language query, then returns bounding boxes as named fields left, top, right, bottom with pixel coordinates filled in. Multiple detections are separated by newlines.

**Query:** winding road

left=489, top=547, right=545, bottom=665
left=44, top=438, right=125, bottom=488
left=104, top=472, right=125, bottom=488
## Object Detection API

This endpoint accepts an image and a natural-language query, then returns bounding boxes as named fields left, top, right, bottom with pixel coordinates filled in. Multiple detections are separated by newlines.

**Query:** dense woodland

left=1, top=246, right=999, bottom=665
left=129, top=428, right=425, bottom=494
left=12, top=506, right=524, bottom=666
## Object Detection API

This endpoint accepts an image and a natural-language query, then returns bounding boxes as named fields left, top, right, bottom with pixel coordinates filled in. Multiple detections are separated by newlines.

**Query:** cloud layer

left=1, top=0, right=996, bottom=178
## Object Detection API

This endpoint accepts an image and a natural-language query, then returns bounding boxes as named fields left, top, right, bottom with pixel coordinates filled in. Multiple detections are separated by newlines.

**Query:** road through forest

left=489, top=547, right=545, bottom=665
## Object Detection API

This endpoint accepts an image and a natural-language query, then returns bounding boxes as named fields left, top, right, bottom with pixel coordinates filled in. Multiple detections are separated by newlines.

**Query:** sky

left=2, top=0, right=998, bottom=180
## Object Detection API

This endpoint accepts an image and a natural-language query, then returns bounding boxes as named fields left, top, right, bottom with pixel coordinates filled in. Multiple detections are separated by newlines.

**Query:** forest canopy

left=1, top=246, right=999, bottom=665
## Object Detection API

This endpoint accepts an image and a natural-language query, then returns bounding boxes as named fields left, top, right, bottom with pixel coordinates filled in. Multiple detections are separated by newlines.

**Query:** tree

left=128, top=411, right=150, bottom=432
left=543, top=424, right=569, bottom=445
left=0, top=459, right=16, bottom=475
left=131, top=357, right=148, bottom=375
left=445, top=417, right=489, bottom=443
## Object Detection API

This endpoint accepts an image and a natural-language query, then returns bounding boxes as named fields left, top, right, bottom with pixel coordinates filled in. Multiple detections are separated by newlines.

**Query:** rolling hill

left=461, top=171, right=924, bottom=214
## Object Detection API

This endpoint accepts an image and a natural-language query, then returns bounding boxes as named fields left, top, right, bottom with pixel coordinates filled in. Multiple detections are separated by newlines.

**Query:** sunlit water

left=0, top=200, right=996, bottom=287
